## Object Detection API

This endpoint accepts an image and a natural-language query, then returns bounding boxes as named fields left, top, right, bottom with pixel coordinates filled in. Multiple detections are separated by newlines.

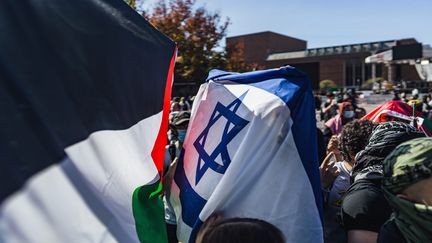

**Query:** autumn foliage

left=144, top=1, right=257, bottom=87
left=143, top=0, right=227, bottom=84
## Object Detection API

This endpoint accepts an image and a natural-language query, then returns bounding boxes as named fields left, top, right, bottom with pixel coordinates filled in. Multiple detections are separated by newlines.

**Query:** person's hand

left=331, top=99, right=337, bottom=106
left=320, top=152, right=340, bottom=189
left=162, top=158, right=178, bottom=197
left=327, top=135, right=340, bottom=154
left=327, top=135, right=343, bottom=161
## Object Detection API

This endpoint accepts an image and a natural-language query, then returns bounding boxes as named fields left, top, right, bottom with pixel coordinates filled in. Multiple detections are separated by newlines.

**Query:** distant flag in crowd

left=0, top=0, right=176, bottom=242
left=362, top=100, right=432, bottom=136
left=170, top=67, right=324, bottom=243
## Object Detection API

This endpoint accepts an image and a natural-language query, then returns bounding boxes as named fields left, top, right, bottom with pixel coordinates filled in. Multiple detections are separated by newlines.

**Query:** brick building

left=226, top=31, right=307, bottom=67
left=226, top=31, right=426, bottom=90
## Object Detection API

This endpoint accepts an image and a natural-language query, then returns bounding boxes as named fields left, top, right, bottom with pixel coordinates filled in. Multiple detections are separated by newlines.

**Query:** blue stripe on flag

left=208, top=67, right=307, bottom=106
left=174, top=150, right=206, bottom=242
left=288, top=89, right=323, bottom=221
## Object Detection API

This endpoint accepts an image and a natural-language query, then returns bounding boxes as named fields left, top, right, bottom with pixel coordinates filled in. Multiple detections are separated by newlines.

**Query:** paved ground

left=358, top=94, right=392, bottom=113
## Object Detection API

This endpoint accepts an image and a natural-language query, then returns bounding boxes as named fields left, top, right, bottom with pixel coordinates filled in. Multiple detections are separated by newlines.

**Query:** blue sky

left=139, top=0, right=432, bottom=48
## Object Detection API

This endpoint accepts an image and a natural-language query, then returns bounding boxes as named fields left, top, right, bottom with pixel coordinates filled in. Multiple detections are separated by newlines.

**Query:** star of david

left=193, top=92, right=249, bottom=185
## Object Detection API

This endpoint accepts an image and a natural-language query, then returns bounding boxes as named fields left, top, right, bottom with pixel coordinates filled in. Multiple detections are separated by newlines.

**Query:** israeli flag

left=170, top=67, right=323, bottom=243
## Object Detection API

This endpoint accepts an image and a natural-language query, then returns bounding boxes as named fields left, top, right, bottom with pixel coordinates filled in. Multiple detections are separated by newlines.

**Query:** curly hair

left=338, top=119, right=375, bottom=162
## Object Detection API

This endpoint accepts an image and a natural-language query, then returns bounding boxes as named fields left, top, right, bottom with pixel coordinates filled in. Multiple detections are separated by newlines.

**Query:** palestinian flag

left=362, top=100, right=432, bottom=136
left=0, top=0, right=175, bottom=242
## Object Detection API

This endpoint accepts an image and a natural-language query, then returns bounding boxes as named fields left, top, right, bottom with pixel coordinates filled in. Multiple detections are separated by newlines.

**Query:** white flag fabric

left=170, top=67, right=323, bottom=243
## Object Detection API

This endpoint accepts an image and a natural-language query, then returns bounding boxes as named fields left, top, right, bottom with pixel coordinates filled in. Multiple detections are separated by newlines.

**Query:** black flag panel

left=0, top=0, right=175, bottom=203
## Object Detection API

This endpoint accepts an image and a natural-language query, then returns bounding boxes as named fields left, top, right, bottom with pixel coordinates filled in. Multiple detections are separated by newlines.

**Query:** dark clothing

left=315, top=95, right=322, bottom=111
left=378, top=220, right=406, bottom=243
left=316, top=128, right=326, bottom=163
left=342, top=122, right=425, bottom=234
left=351, top=122, right=425, bottom=183
left=166, top=223, right=178, bottom=243
left=346, top=96, right=358, bottom=109
left=341, top=179, right=393, bottom=232
left=322, top=127, right=333, bottom=151
left=392, top=96, right=401, bottom=101
left=323, top=101, right=338, bottom=122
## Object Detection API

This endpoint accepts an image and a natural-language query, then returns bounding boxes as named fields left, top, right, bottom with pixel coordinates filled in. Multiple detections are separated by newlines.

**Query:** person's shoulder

left=343, top=180, right=385, bottom=210
left=335, top=162, right=350, bottom=174
left=342, top=182, right=378, bottom=211
left=378, top=220, right=406, bottom=243
left=334, top=161, right=343, bottom=170
left=341, top=181, right=387, bottom=231
left=325, top=116, right=338, bottom=127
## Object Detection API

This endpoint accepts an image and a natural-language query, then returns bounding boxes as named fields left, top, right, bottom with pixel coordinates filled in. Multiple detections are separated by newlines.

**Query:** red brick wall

left=382, top=64, right=420, bottom=81
left=319, top=59, right=345, bottom=86
left=266, top=53, right=371, bottom=87
left=228, top=32, right=423, bottom=88
left=226, top=32, right=307, bottom=67
left=400, top=64, right=421, bottom=80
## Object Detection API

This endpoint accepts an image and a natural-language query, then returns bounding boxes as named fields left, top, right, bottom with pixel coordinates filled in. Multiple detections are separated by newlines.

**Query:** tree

left=124, top=0, right=136, bottom=10
left=362, top=77, right=383, bottom=90
left=319, top=79, right=337, bottom=91
left=224, top=42, right=259, bottom=73
left=143, top=0, right=229, bottom=85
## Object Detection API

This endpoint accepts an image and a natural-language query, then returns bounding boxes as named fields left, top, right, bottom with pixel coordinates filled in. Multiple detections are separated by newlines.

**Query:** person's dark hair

left=196, top=213, right=284, bottom=243
left=171, top=101, right=180, bottom=112
left=326, top=91, right=334, bottom=98
left=338, top=119, right=375, bottom=162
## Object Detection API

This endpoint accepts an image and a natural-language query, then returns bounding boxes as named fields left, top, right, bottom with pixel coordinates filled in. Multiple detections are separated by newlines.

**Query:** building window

left=354, top=61, right=362, bottom=86
left=376, top=64, right=382, bottom=78
left=365, top=63, right=372, bottom=81
left=345, top=60, right=373, bottom=87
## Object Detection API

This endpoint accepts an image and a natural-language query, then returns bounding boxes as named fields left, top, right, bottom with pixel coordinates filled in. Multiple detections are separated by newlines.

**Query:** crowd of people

left=392, top=89, right=432, bottom=119
left=317, top=89, right=432, bottom=243
left=163, top=91, right=432, bottom=243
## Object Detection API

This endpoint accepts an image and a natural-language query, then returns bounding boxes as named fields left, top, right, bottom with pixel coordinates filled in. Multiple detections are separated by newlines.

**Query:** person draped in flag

left=170, top=67, right=323, bottom=243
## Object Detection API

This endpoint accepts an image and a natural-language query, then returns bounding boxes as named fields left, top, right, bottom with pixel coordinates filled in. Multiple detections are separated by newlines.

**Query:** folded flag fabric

left=170, top=67, right=324, bottom=243
left=0, top=0, right=175, bottom=242
left=362, top=100, right=432, bottom=136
